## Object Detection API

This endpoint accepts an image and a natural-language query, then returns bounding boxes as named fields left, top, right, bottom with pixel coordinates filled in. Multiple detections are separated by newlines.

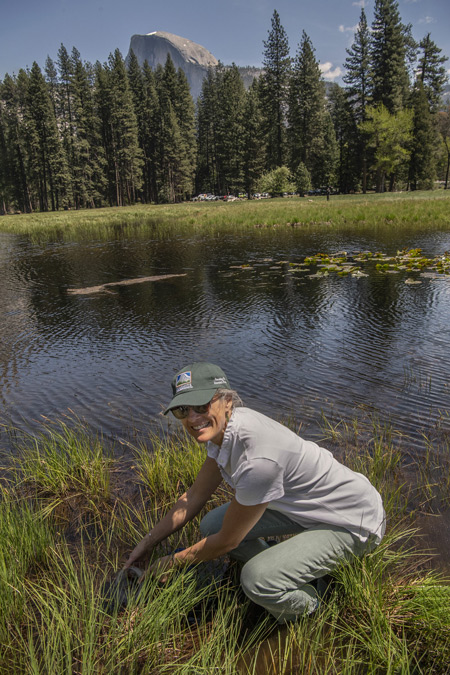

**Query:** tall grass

left=0, top=417, right=448, bottom=673
left=5, top=418, right=114, bottom=534
left=0, top=487, right=55, bottom=652
left=1, top=191, right=450, bottom=241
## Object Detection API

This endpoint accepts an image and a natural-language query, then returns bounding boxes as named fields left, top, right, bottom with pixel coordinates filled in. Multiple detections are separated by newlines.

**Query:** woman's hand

left=146, top=554, right=176, bottom=585
left=123, top=534, right=154, bottom=570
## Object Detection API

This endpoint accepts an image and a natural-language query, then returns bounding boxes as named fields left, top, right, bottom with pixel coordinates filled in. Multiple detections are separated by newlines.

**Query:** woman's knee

left=240, top=555, right=275, bottom=602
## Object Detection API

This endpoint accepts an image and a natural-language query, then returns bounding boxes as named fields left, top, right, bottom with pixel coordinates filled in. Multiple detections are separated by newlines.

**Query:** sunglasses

left=171, top=399, right=215, bottom=420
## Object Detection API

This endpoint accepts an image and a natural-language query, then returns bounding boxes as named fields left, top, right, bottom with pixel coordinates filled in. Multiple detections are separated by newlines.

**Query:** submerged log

left=67, top=274, right=187, bottom=295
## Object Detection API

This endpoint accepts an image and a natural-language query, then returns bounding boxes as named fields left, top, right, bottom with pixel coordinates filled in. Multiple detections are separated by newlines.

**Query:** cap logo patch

left=214, top=377, right=227, bottom=385
left=176, top=371, right=193, bottom=392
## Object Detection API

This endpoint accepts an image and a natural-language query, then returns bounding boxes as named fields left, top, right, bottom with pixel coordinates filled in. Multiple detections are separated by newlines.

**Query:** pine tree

left=215, top=65, right=246, bottom=194
left=0, top=73, right=32, bottom=212
left=196, top=66, right=222, bottom=194
left=56, top=44, right=75, bottom=205
left=343, top=8, right=372, bottom=121
left=417, top=34, right=448, bottom=111
left=437, top=106, right=450, bottom=189
left=242, top=82, right=265, bottom=198
left=44, top=56, right=59, bottom=118
left=371, top=0, right=413, bottom=113
left=0, top=88, right=9, bottom=213
left=70, top=48, right=107, bottom=207
left=104, top=49, right=143, bottom=205
left=343, top=8, right=373, bottom=193
left=312, top=111, right=338, bottom=188
left=94, top=60, right=115, bottom=205
left=174, top=67, right=197, bottom=197
left=408, top=82, right=438, bottom=190
left=154, top=54, right=196, bottom=202
left=288, top=31, right=336, bottom=187
left=127, top=49, right=149, bottom=202
left=328, top=83, right=360, bottom=193
left=25, top=61, right=70, bottom=210
left=142, top=61, right=160, bottom=202
left=260, top=10, right=291, bottom=169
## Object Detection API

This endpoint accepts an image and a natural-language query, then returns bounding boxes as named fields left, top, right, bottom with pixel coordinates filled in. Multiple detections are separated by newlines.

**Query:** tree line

left=0, top=0, right=449, bottom=213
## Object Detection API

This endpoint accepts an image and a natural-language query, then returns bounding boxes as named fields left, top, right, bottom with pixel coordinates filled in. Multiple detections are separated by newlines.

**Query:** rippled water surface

left=1, top=225, right=450, bottom=455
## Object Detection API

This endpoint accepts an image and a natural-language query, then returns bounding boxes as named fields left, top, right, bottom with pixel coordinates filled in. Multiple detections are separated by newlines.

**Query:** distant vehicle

left=307, top=187, right=337, bottom=196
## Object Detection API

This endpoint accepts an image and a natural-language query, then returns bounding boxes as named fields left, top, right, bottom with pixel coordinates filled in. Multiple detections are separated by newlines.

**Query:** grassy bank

left=0, top=191, right=450, bottom=240
left=0, top=416, right=449, bottom=674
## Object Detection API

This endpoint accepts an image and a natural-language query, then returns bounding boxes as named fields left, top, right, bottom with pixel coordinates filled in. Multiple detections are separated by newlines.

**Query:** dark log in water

left=67, top=274, right=187, bottom=295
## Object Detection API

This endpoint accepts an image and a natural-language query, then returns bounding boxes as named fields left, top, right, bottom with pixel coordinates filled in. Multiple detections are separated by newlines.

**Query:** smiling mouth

left=192, top=422, right=211, bottom=431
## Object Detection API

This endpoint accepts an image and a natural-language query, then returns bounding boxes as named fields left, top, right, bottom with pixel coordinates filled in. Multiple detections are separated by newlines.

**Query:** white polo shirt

left=206, top=407, right=385, bottom=543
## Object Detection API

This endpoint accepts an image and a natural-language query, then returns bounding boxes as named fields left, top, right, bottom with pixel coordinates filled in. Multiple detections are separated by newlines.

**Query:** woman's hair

left=215, top=388, right=243, bottom=408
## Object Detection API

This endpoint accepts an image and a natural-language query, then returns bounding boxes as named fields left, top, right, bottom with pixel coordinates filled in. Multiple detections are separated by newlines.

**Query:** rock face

left=127, top=31, right=219, bottom=100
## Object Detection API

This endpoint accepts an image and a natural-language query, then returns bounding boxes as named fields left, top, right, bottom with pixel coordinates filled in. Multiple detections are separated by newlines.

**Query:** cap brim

left=163, top=389, right=216, bottom=415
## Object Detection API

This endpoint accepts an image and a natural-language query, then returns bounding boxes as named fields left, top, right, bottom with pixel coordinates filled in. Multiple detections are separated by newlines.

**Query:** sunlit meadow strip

left=0, top=191, right=449, bottom=241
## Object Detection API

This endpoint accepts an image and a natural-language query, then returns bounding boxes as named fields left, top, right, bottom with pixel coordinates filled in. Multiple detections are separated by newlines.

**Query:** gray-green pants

left=200, top=503, right=376, bottom=623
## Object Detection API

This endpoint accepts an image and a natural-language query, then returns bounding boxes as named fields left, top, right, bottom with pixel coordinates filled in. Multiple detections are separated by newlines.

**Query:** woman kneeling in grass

left=124, top=362, right=385, bottom=623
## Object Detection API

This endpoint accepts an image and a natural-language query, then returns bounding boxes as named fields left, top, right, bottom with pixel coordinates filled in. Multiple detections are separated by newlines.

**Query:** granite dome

left=127, top=31, right=218, bottom=99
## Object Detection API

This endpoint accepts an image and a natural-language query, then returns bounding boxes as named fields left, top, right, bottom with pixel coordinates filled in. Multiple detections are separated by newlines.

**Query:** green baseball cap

left=164, top=362, right=230, bottom=414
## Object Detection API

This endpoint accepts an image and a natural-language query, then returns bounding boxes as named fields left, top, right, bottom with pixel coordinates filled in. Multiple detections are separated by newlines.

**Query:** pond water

left=2, top=222, right=450, bottom=571
left=2, top=224, right=450, bottom=454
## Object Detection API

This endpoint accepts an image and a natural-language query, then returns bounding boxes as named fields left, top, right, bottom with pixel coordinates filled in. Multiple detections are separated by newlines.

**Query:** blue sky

left=1, top=0, right=449, bottom=84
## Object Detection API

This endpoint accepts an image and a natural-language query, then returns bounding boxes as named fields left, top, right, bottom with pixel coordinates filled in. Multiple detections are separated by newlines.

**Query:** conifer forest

left=0, top=0, right=449, bottom=214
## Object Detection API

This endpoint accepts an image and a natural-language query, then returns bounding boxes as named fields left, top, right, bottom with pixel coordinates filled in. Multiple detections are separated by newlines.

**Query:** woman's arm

left=148, top=498, right=268, bottom=580
left=123, top=456, right=223, bottom=568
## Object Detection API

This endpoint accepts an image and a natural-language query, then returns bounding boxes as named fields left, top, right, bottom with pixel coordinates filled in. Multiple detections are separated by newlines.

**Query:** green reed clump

left=8, top=419, right=114, bottom=520
left=127, top=428, right=207, bottom=501
left=319, top=413, right=409, bottom=522
left=10, top=534, right=256, bottom=675
left=325, top=526, right=450, bottom=674
left=0, top=488, right=54, bottom=650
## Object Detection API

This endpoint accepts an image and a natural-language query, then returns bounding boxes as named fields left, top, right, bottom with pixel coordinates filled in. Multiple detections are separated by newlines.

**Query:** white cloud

left=352, top=1, right=365, bottom=6
left=418, top=16, right=436, bottom=24
left=339, top=23, right=359, bottom=34
left=320, top=62, right=343, bottom=81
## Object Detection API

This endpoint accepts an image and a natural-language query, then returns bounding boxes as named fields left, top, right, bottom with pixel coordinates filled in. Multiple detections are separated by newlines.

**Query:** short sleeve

left=234, top=457, right=285, bottom=506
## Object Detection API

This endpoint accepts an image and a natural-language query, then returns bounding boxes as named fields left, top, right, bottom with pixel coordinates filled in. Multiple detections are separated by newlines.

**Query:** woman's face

left=180, top=396, right=233, bottom=446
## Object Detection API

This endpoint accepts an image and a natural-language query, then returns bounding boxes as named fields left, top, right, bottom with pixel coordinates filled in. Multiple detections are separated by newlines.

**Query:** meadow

left=1, top=190, right=450, bottom=241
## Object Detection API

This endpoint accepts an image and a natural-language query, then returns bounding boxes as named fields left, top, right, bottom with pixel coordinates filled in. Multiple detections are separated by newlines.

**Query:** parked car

left=307, top=187, right=337, bottom=196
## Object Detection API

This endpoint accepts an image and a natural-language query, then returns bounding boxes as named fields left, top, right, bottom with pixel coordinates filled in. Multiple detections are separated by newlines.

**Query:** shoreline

left=1, top=190, right=450, bottom=238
